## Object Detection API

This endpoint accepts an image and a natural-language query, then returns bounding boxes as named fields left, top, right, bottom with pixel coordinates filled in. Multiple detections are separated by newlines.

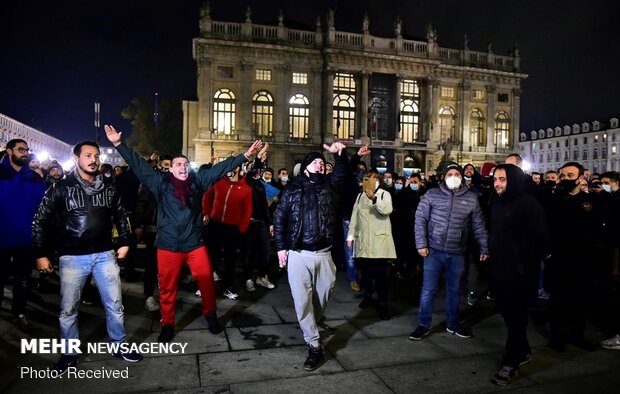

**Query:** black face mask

left=559, top=178, right=578, bottom=191
left=308, top=172, right=325, bottom=183
left=544, top=180, right=556, bottom=188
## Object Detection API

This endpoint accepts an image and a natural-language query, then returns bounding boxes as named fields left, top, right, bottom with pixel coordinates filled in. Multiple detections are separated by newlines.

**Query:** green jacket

left=116, top=143, right=247, bottom=252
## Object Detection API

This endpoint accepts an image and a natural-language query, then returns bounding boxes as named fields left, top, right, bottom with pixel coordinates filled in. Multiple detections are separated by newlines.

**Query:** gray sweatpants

left=287, top=248, right=337, bottom=348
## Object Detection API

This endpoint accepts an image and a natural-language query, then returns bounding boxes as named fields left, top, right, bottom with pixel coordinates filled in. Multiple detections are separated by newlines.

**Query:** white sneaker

left=223, top=288, right=238, bottom=300
left=213, top=271, right=221, bottom=282
left=195, top=289, right=201, bottom=297
left=145, top=296, right=160, bottom=311
left=256, top=275, right=275, bottom=289
left=246, top=279, right=256, bottom=292
left=601, top=334, right=620, bottom=350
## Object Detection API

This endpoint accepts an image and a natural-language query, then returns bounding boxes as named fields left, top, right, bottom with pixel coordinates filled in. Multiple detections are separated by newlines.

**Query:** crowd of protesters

left=1, top=132, right=619, bottom=384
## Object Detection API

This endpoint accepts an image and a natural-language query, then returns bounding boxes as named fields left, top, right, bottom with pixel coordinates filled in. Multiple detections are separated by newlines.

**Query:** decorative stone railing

left=199, top=19, right=519, bottom=72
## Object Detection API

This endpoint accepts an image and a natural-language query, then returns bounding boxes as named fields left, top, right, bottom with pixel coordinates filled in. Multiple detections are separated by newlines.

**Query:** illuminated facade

left=518, top=117, right=620, bottom=173
left=183, top=5, right=527, bottom=173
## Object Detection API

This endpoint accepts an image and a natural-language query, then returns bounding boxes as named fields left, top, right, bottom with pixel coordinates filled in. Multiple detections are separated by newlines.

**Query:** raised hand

left=245, top=140, right=263, bottom=158
left=104, top=125, right=123, bottom=146
left=323, top=141, right=347, bottom=156
left=357, top=145, right=370, bottom=157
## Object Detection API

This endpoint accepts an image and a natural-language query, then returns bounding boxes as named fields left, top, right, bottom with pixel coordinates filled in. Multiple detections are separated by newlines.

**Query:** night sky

left=1, top=0, right=619, bottom=145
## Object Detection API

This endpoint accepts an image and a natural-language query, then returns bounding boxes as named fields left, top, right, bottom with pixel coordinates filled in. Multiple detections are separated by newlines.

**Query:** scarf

left=168, top=172, right=191, bottom=208
left=73, top=168, right=105, bottom=196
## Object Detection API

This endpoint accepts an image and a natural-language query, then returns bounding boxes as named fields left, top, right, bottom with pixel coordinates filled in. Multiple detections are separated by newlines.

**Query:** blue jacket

left=415, top=182, right=489, bottom=255
left=0, top=157, right=46, bottom=249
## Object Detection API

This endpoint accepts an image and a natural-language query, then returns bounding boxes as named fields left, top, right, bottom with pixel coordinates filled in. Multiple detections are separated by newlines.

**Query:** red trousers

left=157, top=246, right=216, bottom=326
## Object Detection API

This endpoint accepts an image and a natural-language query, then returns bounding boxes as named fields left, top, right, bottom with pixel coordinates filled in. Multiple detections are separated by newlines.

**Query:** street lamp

left=403, top=156, right=415, bottom=177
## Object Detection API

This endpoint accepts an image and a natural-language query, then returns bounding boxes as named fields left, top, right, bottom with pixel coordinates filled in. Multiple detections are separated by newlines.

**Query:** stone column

left=314, top=68, right=325, bottom=144
left=323, top=68, right=335, bottom=144
left=460, top=81, right=471, bottom=151
left=196, top=56, right=213, bottom=139
left=274, top=64, right=289, bottom=143
left=511, top=88, right=522, bottom=150
left=360, top=71, right=370, bottom=145
left=428, top=79, right=440, bottom=144
left=239, top=61, right=254, bottom=140
left=394, top=75, right=403, bottom=145
left=486, top=84, right=496, bottom=150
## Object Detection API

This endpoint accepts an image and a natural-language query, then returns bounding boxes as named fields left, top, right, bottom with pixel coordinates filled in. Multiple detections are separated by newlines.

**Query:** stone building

left=0, top=113, right=72, bottom=164
left=182, top=5, right=527, bottom=174
left=518, top=117, right=620, bottom=174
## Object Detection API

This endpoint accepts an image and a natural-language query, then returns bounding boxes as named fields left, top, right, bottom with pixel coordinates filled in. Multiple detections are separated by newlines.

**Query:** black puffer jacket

left=32, top=172, right=130, bottom=258
left=274, top=151, right=347, bottom=251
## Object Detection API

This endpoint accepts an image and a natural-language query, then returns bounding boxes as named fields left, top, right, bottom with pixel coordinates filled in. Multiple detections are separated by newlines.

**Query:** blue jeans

left=342, top=220, right=357, bottom=282
left=418, top=249, right=465, bottom=329
left=59, top=250, right=126, bottom=355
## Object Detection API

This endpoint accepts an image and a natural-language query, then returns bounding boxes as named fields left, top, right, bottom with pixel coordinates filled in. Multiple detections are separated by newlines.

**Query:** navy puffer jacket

left=415, top=182, right=489, bottom=255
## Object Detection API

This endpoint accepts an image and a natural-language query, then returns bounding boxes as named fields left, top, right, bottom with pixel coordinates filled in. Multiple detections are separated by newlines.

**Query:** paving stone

left=227, top=323, right=305, bottom=350
left=229, top=369, right=392, bottom=393
left=198, top=346, right=344, bottom=386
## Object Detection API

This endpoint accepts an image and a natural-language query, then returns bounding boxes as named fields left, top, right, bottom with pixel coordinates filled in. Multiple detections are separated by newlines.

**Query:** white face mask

left=445, top=176, right=462, bottom=190
left=384, top=178, right=393, bottom=186
left=280, top=176, right=289, bottom=182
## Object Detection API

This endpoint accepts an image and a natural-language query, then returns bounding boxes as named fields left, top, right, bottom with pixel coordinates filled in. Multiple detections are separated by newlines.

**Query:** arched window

left=213, top=88, right=236, bottom=135
left=333, top=73, right=356, bottom=139
left=333, top=94, right=355, bottom=139
left=439, top=105, right=456, bottom=144
left=469, top=109, right=485, bottom=147
left=252, top=90, right=274, bottom=137
left=495, top=111, right=510, bottom=149
left=400, top=79, right=421, bottom=142
left=289, top=94, right=310, bottom=139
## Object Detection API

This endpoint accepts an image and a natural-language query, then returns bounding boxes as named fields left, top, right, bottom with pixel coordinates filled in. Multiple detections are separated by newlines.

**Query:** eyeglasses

left=11, top=147, right=30, bottom=153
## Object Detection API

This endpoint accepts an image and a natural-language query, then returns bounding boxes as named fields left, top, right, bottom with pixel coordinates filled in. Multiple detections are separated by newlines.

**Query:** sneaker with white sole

left=256, top=275, right=275, bottom=289
left=601, top=334, right=620, bottom=350
left=195, top=289, right=201, bottom=297
left=145, top=296, right=160, bottom=311
left=408, top=325, right=430, bottom=341
left=246, top=279, right=256, bottom=292
left=492, top=364, right=518, bottom=386
left=446, top=324, right=472, bottom=338
left=223, top=288, right=238, bottom=300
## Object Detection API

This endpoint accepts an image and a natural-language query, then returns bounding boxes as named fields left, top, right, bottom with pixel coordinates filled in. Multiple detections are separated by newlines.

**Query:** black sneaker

left=158, top=323, right=175, bottom=343
left=113, top=350, right=143, bottom=363
left=408, top=325, right=430, bottom=341
left=358, top=296, right=373, bottom=309
left=518, top=352, right=532, bottom=367
left=446, top=324, right=472, bottom=338
left=205, top=312, right=223, bottom=334
left=493, top=364, right=518, bottom=386
left=303, top=345, right=324, bottom=371
left=52, top=355, right=78, bottom=376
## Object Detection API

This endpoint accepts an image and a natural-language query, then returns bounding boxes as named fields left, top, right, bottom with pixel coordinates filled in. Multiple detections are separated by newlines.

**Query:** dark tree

left=121, top=96, right=182, bottom=156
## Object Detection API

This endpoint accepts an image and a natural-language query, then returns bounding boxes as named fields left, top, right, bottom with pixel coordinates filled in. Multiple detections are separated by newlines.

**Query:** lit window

left=613, top=145, right=617, bottom=155
left=252, top=90, right=274, bottom=137
left=289, top=94, right=310, bottom=138
left=469, top=109, right=485, bottom=147
left=255, top=69, right=272, bottom=81
left=494, top=112, right=510, bottom=149
left=213, top=88, right=236, bottom=135
left=292, top=72, right=307, bottom=85
left=439, top=106, right=456, bottom=143
left=441, top=87, right=455, bottom=98
left=400, top=80, right=421, bottom=143
left=473, top=89, right=484, bottom=100
left=595, top=135, right=599, bottom=142
left=333, top=73, right=356, bottom=139
left=603, top=133, right=608, bottom=142
left=217, top=66, right=234, bottom=79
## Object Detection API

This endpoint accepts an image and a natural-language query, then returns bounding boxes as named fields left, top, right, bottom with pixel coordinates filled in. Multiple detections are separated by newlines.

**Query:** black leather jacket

left=274, top=151, right=348, bottom=251
left=33, top=172, right=130, bottom=258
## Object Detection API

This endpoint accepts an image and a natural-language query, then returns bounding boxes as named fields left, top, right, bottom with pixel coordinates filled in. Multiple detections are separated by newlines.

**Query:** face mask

left=545, top=180, right=556, bottom=187
left=384, top=178, right=393, bottom=186
left=308, top=172, right=324, bottom=183
left=395, top=184, right=403, bottom=191
left=262, top=176, right=271, bottom=182
left=409, top=183, right=420, bottom=191
left=559, top=179, right=578, bottom=191
left=464, top=176, right=472, bottom=181
left=280, top=176, right=289, bottom=182
left=602, top=184, right=612, bottom=193
left=420, top=175, right=425, bottom=180
left=445, top=176, right=462, bottom=190
left=356, top=171, right=364, bottom=182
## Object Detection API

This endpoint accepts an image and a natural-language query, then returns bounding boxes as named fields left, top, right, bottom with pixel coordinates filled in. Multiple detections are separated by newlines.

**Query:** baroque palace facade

left=182, top=4, right=526, bottom=173
left=518, top=117, right=620, bottom=174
